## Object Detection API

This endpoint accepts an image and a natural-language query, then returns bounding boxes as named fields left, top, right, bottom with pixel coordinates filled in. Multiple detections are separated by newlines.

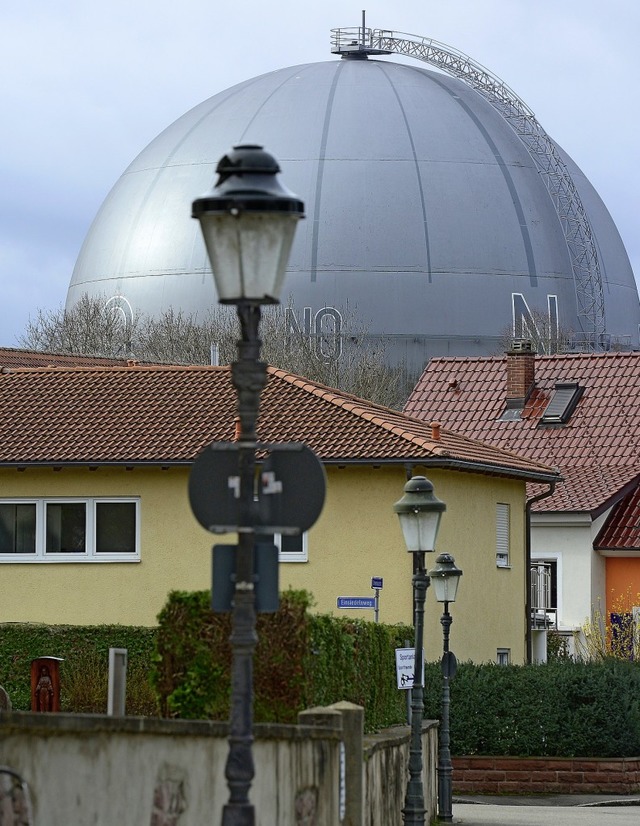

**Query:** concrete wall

left=0, top=707, right=438, bottom=826
left=364, top=723, right=438, bottom=825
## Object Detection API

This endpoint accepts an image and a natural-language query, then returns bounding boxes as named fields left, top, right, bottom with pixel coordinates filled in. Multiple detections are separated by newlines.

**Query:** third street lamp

left=428, top=552, right=463, bottom=823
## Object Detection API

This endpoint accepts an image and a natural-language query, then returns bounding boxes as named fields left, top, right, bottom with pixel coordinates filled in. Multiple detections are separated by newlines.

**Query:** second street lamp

left=428, top=552, right=463, bottom=823
left=192, top=144, right=304, bottom=826
left=394, top=476, right=446, bottom=826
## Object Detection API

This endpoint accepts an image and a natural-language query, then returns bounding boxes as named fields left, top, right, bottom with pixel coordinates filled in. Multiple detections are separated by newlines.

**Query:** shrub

left=152, top=589, right=412, bottom=732
left=422, top=659, right=640, bottom=757
left=4, top=605, right=640, bottom=758
left=0, top=624, right=158, bottom=715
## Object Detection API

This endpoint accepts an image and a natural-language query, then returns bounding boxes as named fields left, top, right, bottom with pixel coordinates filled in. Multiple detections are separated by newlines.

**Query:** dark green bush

left=152, top=589, right=412, bottom=733
left=307, top=613, right=411, bottom=731
left=422, top=659, right=640, bottom=758
left=4, top=605, right=640, bottom=757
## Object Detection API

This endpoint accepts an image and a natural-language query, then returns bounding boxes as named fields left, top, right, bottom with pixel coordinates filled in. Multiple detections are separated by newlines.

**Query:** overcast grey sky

left=1, top=0, right=638, bottom=347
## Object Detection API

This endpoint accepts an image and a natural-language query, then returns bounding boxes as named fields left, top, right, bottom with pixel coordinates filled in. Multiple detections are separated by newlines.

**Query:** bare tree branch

left=20, top=295, right=412, bottom=408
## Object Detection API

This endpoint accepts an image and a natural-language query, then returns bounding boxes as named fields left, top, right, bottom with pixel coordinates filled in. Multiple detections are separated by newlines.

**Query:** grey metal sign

left=188, top=441, right=326, bottom=534
left=211, top=543, right=279, bottom=613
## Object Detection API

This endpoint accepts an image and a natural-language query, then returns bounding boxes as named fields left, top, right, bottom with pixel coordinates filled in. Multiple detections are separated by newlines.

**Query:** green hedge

left=4, top=604, right=640, bottom=758
left=152, top=589, right=413, bottom=733
left=0, top=623, right=158, bottom=715
left=422, top=659, right=640, bottom=758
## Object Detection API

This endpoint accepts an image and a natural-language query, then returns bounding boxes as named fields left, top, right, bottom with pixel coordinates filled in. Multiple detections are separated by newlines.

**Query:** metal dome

left=68, top=51, right=640, bottom=371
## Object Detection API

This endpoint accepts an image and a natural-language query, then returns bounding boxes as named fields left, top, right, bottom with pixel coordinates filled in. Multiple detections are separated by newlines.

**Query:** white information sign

left=395, top=647, right=425, bottom=690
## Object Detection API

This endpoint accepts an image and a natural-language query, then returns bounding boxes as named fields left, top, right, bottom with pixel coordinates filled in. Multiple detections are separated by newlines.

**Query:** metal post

left=402, top=552, right=429, bottom=826
left=107, top=648, right=128, bottom=716
left=438, top=603, right=454, bottom=822
left=222, top=300, right=267, bottom=826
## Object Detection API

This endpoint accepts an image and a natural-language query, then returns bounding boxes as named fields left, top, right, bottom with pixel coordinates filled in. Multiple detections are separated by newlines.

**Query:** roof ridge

left=269, top=367, right=555, bottom=471
left=268, top=366, right=400, bottom=413
left=428, top=350, right=640, bottom=365
left=270, top=368, right=462, bottom=456
left=1, top=364, right=228, bottom=374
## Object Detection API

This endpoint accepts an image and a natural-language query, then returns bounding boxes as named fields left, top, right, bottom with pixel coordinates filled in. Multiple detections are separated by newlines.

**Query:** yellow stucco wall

left=281, top=466, right=527, bottom=664
left=0, top=467, right=211, bottom=628
left=0, top=463, right=527, bottom=663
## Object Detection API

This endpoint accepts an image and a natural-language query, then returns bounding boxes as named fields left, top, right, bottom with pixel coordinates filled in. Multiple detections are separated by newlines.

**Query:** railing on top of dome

left=330, top=25, right=607, bottom=350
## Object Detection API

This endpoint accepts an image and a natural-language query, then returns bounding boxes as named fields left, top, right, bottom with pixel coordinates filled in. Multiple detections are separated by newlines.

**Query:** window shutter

left=496, top=503, right=510, bottom=567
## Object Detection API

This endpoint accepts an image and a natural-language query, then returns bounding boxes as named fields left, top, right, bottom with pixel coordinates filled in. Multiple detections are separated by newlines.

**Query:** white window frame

left=531, top=553, right=561, bottom=628
left=496, top=503, right=511, bottom=568
left=0, top=498, right=140, bottom=563
left=272, top=531, right=308, bottom=563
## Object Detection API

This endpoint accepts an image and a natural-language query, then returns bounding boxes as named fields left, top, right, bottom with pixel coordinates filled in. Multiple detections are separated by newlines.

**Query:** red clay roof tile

left=406, top=351, right=640, bottom=511
left=596, top=486, right=640, bottom=551
left=0, top=363, right=556, bottom=482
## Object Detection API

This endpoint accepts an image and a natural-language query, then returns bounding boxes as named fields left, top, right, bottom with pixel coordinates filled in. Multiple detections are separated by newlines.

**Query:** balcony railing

left=530, top=563, right=557, bottom=630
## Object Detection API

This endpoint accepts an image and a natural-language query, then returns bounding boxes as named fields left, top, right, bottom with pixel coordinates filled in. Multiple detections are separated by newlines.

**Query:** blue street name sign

left=337, top=596, right=377, bottom=610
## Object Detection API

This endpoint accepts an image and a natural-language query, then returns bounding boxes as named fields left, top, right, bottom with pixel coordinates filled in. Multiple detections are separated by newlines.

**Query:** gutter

left=525, top=480, right=558, bottom=664
left=0, top=457, right=561, bottom=483
left=415, top=456, right=559, bottom=485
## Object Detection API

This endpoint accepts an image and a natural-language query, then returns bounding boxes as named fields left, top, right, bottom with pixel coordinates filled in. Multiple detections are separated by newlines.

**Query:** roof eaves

left=417, top=456, right=562, bottom=484
left=0, top=460, right=194, bottom=469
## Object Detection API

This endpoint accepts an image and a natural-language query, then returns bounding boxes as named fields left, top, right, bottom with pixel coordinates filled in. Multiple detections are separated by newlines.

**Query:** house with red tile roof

left=0, top=363, right=557, bottom=664
left=405, top=343, right=640, bottom=660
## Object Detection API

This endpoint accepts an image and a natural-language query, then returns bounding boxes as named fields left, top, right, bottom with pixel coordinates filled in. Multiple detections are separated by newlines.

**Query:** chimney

left=431, top=421, right=441, bottom=441
left=506, top=339, right=536, bottom=408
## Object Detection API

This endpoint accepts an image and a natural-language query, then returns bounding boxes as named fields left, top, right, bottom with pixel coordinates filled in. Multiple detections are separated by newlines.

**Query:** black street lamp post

left=394, top=476, right=446, bottom=826
left=192, top=144, right=304, bottom=826
left=428, top=552, right=463, bottom=823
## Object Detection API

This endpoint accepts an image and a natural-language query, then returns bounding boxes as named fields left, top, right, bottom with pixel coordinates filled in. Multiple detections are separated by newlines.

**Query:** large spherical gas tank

left=68, top=56, right=640, bottom=370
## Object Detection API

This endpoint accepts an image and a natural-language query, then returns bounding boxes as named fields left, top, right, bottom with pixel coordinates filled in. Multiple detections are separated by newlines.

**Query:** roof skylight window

left=540, top=382, right=583, bottom=425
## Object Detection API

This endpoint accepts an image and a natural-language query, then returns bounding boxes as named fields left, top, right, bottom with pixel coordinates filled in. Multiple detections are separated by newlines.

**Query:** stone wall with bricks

left=453, top=755, right=640, bottom=795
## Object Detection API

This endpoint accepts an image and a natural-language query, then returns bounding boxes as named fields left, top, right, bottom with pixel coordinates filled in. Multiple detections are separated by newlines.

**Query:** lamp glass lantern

left=393, top=476, right=446, bottom=552
left=428, top=553, right=463, bottom=603
left=192, top=144, right=305, bottom=304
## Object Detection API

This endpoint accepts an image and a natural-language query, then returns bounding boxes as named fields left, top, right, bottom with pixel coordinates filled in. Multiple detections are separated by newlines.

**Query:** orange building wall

left=605, top=557, right=640, bottom=616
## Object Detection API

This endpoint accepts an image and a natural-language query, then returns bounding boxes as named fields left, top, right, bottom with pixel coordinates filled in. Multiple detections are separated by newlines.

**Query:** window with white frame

left=261, top=532, right=308, bottom=563
left=496, top=503, right=510, bottom=567
left=0, top=499, right=140, bottom=562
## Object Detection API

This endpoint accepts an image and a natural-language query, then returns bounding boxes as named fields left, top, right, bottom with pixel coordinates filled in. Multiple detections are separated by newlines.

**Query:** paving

left=452, top=794, right=640, bottom=825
